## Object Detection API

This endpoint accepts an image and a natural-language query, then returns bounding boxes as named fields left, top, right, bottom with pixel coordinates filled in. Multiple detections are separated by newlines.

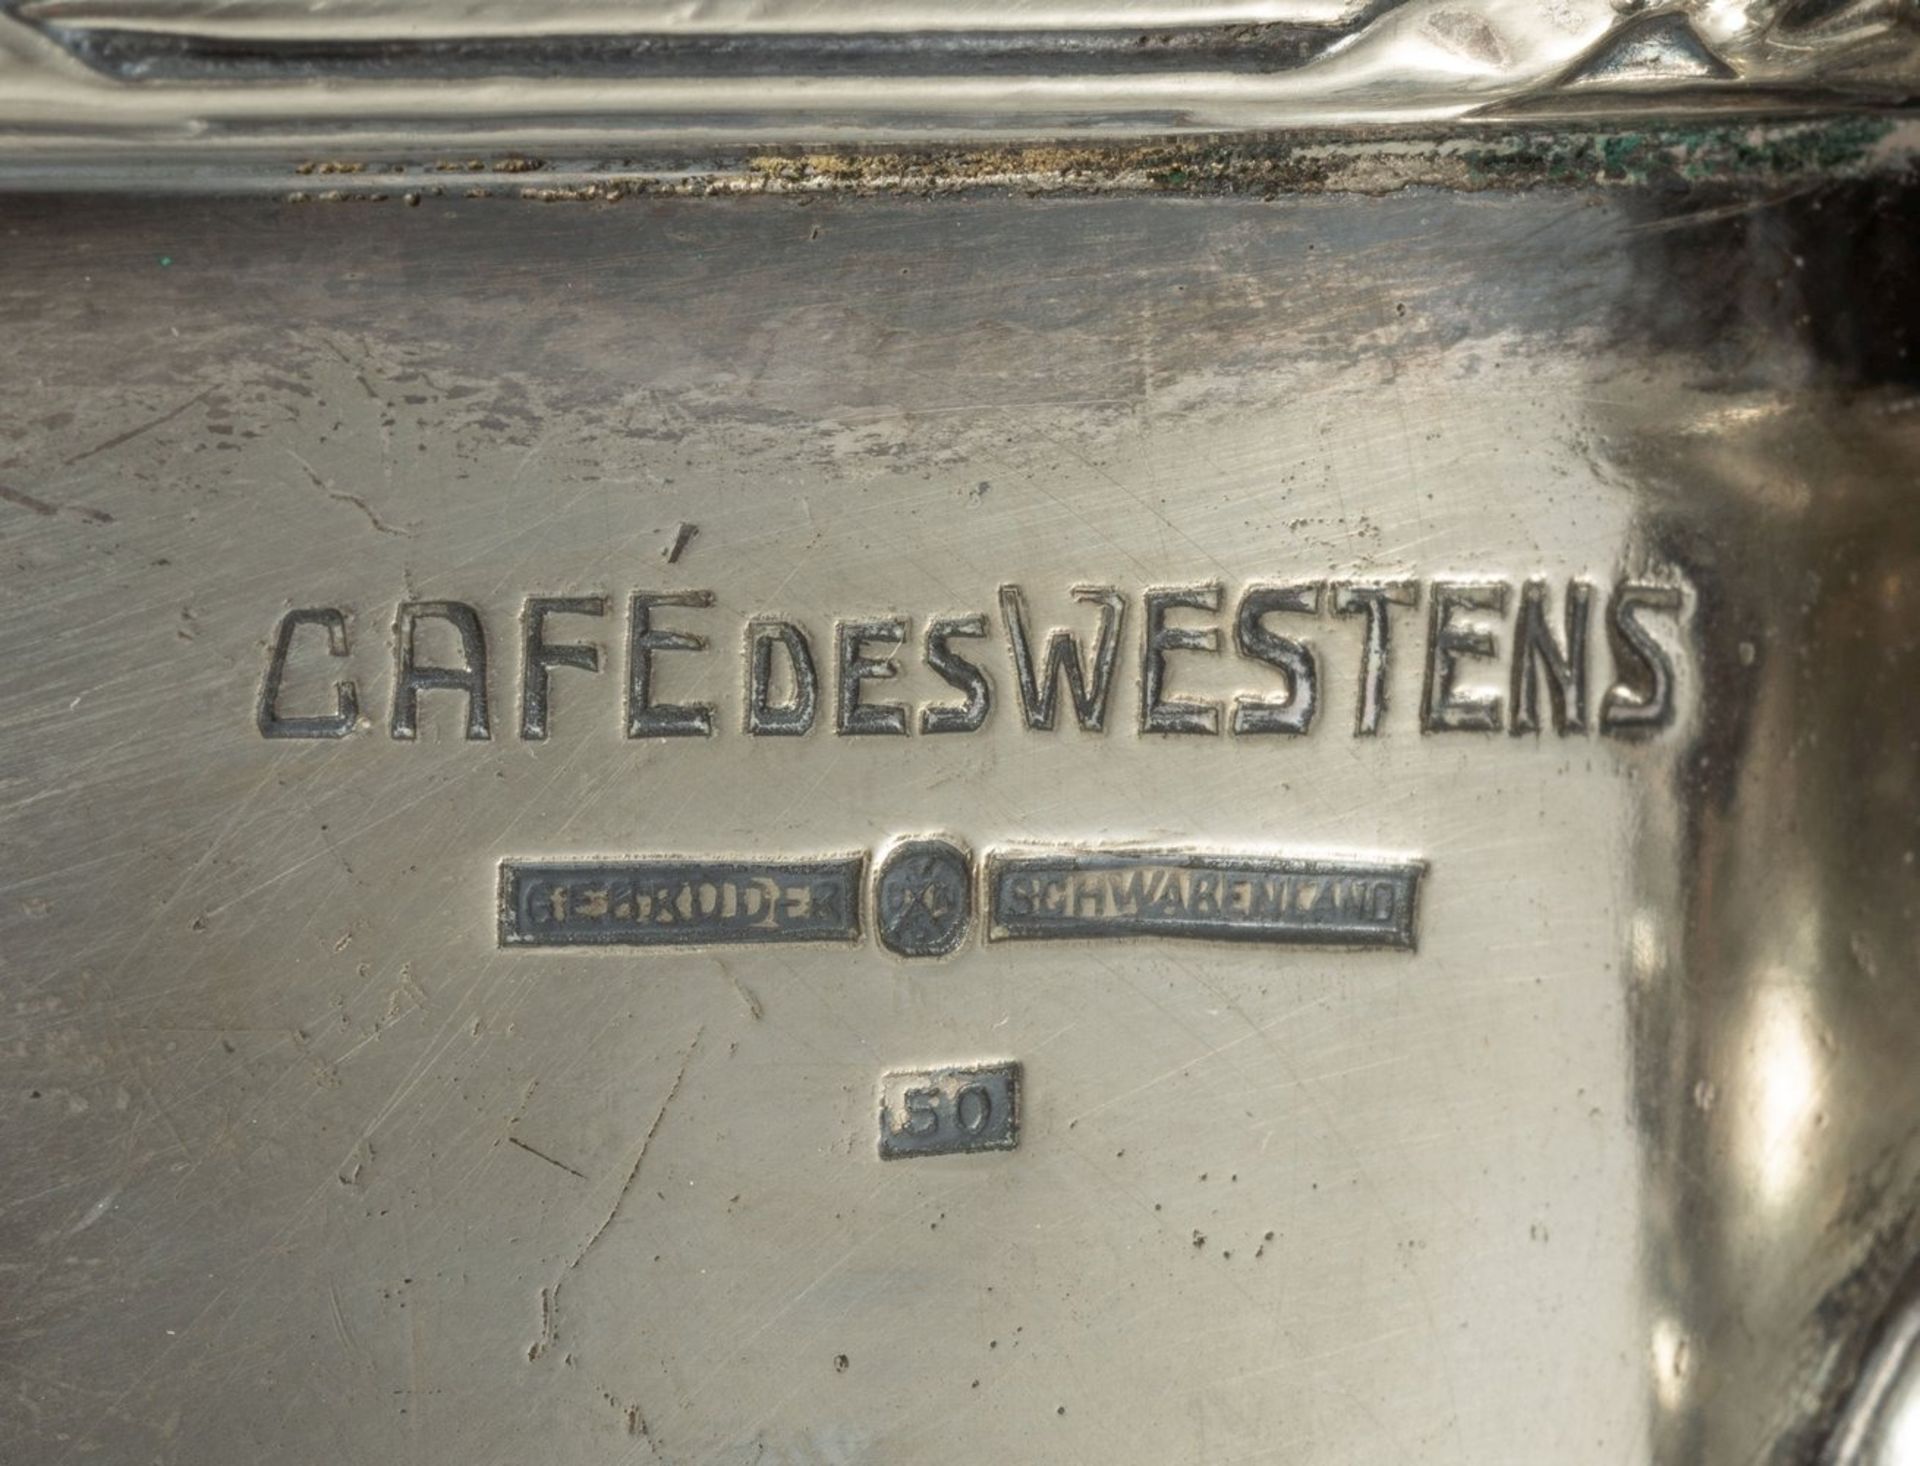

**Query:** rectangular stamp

left=984, top=850, right=1422, bottom=949
left=878, top=1061, right=1021, bottom=1160
left=498, top=856, right=865, bottom=948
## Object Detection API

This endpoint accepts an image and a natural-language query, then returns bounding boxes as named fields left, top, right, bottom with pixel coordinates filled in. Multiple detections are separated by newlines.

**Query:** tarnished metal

left=878, top=1062, right=1021, bottom=1161
left=2, top=7, right=1919, bottom=1466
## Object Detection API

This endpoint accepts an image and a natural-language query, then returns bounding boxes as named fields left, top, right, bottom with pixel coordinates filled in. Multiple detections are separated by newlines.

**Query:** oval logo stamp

left=873, top=838, right=973, bottom=959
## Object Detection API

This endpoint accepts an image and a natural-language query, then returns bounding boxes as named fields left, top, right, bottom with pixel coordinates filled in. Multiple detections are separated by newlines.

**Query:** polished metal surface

left=1830, top=1285, right=1920, bottom=1466
left=0, top=0, right=1917, bottom=161
left=1, top=159, right=1917, bottom=1463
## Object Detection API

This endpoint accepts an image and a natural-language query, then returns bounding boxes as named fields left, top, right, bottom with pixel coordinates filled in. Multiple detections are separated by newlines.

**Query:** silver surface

left=0, top=0, right=1916, bottom=163
left=1, top=173, right=1917, bottom=1465
left=1829, top=1284, right=1920, bottom=1465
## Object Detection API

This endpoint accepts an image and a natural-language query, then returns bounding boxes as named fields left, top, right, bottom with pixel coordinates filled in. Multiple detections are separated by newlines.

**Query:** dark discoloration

left=0, top=481, right=114, bottom=523
left=986, top=850, right=1424, bottom=948
left=0, top=481, right=56, bottom=515
left=500, top=857, right=866, bottom=948
left=278, top=119, right=1908, bottom=204
left=50, top=20, right=1353, bottom=83
left=879, top=1061, right=1021, bottom=1160
left=874, top=839, right=974, bottom=959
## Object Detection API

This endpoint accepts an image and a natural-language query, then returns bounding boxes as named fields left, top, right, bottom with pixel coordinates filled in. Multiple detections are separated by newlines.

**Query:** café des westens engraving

left=256, top=575, right=1687, bottom=742
left=268, top=573, right=1683, bottom=958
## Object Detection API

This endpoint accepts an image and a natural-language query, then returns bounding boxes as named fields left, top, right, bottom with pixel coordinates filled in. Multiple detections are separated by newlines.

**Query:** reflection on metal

left=1828, top=1287, right=1920, bottom=1465
left=1651, top=1315, right=1694, bottom=1414
left=1558, top=11, right=1736, bottom=88
left=2, top=9, right=1920, bottom=1464
left=0, top=0, right=1915, bottom=164
left=1744, top=982, right=1824, bottom=1211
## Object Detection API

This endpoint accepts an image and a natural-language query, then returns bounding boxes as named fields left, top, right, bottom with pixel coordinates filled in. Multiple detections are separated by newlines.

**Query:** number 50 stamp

left=879, top=1061, right=1021, bottom=1160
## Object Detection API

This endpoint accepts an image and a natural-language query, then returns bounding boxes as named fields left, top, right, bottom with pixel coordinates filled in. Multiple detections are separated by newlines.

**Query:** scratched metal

left=1, top=175, right=1918, bottom=1466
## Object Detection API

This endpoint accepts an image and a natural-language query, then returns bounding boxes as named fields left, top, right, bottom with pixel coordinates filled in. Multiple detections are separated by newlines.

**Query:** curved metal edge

left=1825, top=1259, right=1920, bottom=1466
left=0, top=117, right=1911, bottom=198
left=0, top=2, right=1913, bottom=167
